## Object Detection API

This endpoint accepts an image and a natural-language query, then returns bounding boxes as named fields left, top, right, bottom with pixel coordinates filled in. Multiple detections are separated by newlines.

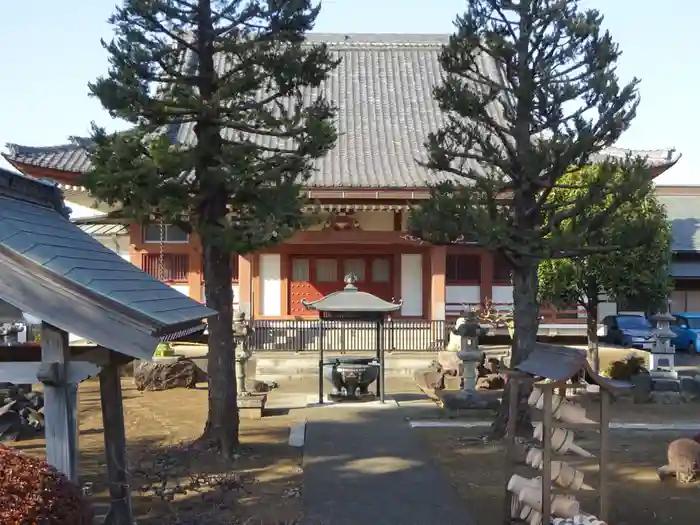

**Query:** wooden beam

left=40, top=322, right=80, bottom=482
left=0, top=345, right=134, bottom=368
left=99, top=353, right=133, bottom=525
left=0, top=361, right=99, bottom=384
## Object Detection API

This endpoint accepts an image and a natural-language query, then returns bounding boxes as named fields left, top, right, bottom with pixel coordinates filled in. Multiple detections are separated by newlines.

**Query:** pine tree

left=83, top=0, right=338, bottom=456
left=409, top=0, right=650, bottom=437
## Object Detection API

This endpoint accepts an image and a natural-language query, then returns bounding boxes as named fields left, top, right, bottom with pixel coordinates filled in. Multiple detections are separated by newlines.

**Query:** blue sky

left=0, top=0, right=695, bottom=216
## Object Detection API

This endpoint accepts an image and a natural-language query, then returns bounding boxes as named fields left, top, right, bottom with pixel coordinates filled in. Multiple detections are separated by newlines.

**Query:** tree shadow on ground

left=8, top=379, right=306, bottom=525
left=78, top=428, right=303, bottom=525
left=413, top=423, right=700, bottom=525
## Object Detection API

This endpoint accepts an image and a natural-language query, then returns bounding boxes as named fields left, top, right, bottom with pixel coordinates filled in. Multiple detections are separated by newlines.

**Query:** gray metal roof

left=3, top=33, right=680, bottom=189
left=0, top=298, right=23, bottom=323
left=657, top=194, right=700, bottom=252
left=302, top=282, right=402, bottom=313
left=0, top=166, right=215, bottom=359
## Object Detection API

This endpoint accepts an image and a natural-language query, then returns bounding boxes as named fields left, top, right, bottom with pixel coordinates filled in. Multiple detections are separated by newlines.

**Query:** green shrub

left=602, top=355, right=648, bottom=380
left=154, top=342, right=174, bottom=357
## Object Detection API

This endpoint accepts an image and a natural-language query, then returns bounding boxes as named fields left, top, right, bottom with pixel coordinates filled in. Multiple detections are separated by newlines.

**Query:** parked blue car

left=670, top=313, right=700, bottom=353
left=600, top=314, right=655, bottom=349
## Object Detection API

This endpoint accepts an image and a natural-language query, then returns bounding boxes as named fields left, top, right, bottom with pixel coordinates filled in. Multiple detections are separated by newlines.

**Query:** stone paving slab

left=300, top=404, right=475, bottom=525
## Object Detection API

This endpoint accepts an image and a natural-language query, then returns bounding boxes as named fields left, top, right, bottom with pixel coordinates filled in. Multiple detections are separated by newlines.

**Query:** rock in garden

left=0, top=390, right=46, bottom=441
left=133, top=358, right=207, bottom=392
left=679, top=376, right=700, bottom=403
left=0, top=411, right=21, bottom=443
left=246, top=379, right=278, bottom=393
left=476, top=373, right=506, bottom=391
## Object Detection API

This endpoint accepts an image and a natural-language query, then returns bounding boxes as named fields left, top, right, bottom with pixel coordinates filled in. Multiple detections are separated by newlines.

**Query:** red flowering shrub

left=0, top=445, right=94, bottom=524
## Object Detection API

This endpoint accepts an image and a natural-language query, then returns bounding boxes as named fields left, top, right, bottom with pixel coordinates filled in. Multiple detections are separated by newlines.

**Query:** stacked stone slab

left=0, top=385, right=44, bottom=442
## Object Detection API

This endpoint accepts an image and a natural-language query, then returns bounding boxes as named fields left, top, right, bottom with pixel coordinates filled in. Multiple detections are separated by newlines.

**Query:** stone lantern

left=650, top=312, right=677, bottom=379
left=455, top=310, right=489, bottom=392
left=232, top=311, right=253, bottom=396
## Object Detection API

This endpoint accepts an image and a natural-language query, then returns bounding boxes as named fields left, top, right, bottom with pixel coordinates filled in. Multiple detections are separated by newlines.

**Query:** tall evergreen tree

left=83, top=0, right=338, bottom=455
left=409, top=0, right=650, bottom=436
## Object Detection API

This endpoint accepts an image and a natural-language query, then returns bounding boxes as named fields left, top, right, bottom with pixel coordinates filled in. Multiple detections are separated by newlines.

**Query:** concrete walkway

left=300, top=401, right=474, bottom=525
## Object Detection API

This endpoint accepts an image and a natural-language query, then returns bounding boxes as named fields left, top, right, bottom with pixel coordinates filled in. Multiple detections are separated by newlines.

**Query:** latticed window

left=493, top=254, right=513, bottom=284
left=200, top=254, right=239, bottom=282
left=315, top=259, right=338, bottom=282
left=343, top=258, right=366, bottom=281
left=142, top=254, right=189, bottom=282
left=142, top=224, right=189, bottom=243
left=371, top=258, right=391, bottom=283
left=446, top=254, right=480, bottom=283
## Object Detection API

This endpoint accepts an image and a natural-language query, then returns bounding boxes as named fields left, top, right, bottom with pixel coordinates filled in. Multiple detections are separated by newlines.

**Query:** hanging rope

left=158, top=216, right=166, bottom=282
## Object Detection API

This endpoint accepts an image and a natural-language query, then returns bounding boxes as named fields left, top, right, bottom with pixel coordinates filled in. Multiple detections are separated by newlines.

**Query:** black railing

left=249, top=319, right=458, bottom=352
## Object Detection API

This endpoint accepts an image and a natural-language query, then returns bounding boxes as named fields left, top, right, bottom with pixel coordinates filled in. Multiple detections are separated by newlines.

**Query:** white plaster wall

left=259, top=254, right=282, bottom=316
left=446, top=285, right=480, bottom=304
left=170, top=284, right=190, bottom=297
left=400, top=254, right=423, bottom=316
left=598, top=301, right=617, bottom=321
left=200, top=284, right=240, bottom=308
left=492, top=285, right=513, bottom=304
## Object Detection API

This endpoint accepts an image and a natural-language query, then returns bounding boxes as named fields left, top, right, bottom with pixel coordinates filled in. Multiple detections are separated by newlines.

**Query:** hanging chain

left=158, top=216, right=166, bottom=282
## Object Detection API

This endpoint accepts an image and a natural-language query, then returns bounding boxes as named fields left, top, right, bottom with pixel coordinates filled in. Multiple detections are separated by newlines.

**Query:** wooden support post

left=99, top=356, right=133, bottom=525
left=541, top=385, right=553, bottom=524
left=599, top=388, right=611, bottom=522
left=503, top=376, right=519, bottom=524
left=377, top=319, right=385, bottom=403
left=40, top=322, right=79, bottom=482
left=318, top=321, right=325, bottom=405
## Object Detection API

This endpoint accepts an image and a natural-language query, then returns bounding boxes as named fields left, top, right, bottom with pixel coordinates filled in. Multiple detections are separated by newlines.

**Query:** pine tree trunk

left=194, top=0, right=239, bottom=456
left=586, top=300, right=600, bottom=373
left=201, top=242, right=240, bottom=456
left=490, top=259, right=539, bottom=439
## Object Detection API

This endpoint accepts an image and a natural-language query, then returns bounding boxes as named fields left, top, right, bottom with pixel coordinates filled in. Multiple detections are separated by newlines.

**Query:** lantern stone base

left=238, top=393, right=267, bottom=420
left=436, top=389, right=501, bottom=412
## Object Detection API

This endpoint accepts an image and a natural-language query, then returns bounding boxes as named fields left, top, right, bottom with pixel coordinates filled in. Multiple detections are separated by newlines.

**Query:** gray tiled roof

left=5, top=137, right=93, bottom=173
left=657, top=194, right=700, bottom=252
left=3, top=33, right=681, bottom=188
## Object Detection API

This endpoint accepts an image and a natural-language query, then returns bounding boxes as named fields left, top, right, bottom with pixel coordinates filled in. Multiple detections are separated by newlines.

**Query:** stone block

left=443, top=375, right=462, bottom=391
left=630, top=373, right=652, bottom=404
left=650, top=391, right=685, bottom=404
left=238, top=393, right=267, bottom=420
left=436, top=389, right=501, bottom=412
left=653, top=378, right=681, bottom=393
left=679, top=376, right=700, bottom=402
